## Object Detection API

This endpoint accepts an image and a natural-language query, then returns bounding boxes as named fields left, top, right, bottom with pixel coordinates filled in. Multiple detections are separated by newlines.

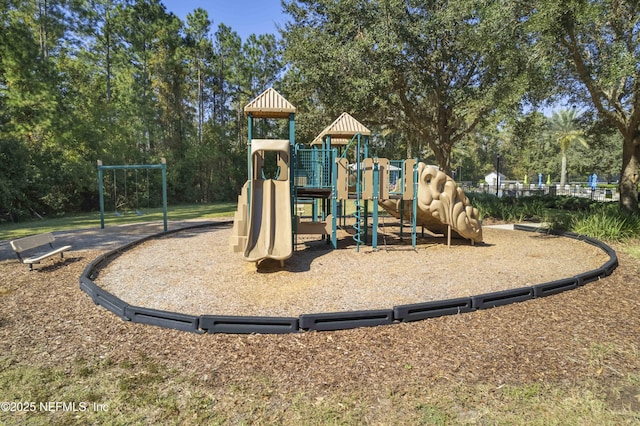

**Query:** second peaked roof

left=310, top=112, right=371, bottom=146
left=244, top=88, right=296, bottom=119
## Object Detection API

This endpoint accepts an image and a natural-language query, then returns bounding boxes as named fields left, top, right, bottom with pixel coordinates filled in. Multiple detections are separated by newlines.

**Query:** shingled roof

left=244, top=88, right=296, bottom=119
left=310, top=112, right=371, bottom=146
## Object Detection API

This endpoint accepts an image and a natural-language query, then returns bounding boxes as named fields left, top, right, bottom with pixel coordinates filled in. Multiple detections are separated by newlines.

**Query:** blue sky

left=160, top=0, right=287, bottom=40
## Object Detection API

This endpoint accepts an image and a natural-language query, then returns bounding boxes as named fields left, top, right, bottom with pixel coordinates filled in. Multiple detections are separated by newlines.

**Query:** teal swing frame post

left=97, top=159, right=168, bottom=232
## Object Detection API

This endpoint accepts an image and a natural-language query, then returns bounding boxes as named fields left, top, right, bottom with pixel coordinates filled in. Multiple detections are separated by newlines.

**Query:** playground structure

left=379, top=164, right=484, bottom=244
left=229, top=88, right=483, bottom=265
left=79, top=93, right=618, bottom=336
left=97, top=159, right=168, bottom=232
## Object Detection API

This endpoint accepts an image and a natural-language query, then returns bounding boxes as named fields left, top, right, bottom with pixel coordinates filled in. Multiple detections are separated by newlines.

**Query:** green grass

left=1, top=198, right=390, bottom=242
left=0, top=355, right=225, bottom=425
left=1, top=354, right=637, bottom=425
left=624, top=244, right=640, bottom=261
left=0, top=203, right=236, bottom=241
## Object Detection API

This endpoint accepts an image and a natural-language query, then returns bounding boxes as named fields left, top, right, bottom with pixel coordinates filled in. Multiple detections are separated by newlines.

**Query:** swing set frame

left=97, top=159, right=168, bottom=232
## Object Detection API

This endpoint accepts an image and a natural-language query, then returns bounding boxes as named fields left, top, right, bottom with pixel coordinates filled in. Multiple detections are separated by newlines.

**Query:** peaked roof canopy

left=310, top=112, right=371, bottom=146
left=244, top=88, right=296, bottom=119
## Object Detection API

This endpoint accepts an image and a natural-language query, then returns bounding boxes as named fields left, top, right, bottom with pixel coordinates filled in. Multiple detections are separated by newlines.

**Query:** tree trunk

left=418, top=123, right=452, bottom=174
left=560, top=153, right=567, bottom=187
left=619, top=134, right=640, bottom=213
left=428, top=137, right=452, bottom=175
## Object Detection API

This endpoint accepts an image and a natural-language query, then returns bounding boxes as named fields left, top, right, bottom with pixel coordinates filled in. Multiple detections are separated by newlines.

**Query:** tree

left=549, top=109, right=588, bottom=186
left=211, top=24, right=241, bottom=129
left=573, top=117, right=622, bottom=183
left=184, top=8, right=212, bottom=146
left=281, top=0, right=538, bottom=173
left=1, top=0, right=288, bottom=217
left=0, top=137, right=30, bottom=221
left=119, top=0, right=180, bottom=155
left=532, top=0, right=640, bottom=212
left=0, top=1, right=68, bottom=215
left=80, top=0, right=126, bottom=106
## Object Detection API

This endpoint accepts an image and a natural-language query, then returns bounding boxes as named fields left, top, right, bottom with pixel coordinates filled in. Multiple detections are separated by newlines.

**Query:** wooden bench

left=10, top=233, right=72, bottom=271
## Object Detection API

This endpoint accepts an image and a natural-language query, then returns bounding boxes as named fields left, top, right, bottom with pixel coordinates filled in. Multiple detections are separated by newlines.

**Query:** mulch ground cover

left=1, top=229, right=639, bottom=422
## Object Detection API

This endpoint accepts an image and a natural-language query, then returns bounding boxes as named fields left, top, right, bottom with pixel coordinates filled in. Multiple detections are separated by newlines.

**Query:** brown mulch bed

left=1, top=225, right=639, bottom=400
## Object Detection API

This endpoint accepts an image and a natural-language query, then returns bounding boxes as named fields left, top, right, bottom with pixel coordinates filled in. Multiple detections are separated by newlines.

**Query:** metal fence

left=462, top=182, right=619, bottom=202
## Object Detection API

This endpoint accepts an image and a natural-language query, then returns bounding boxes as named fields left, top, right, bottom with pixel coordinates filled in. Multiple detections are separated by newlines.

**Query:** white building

left=484, top=172, right=506, bottom=185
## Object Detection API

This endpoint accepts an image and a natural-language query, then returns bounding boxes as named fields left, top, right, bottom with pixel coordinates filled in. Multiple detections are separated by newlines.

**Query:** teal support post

left=289, top=113, right=296, bottom=248
left=400, top=185, right=404, bottom=241
left=161, top=158, right=168, bottom=232
left=372, top=161, right=379, bottom=250
left=247, top=114, right=253, bottom=216
left=289, top=113, right=295, bottom=145
left=399, top=158, right=407, bottom=240
left=331, top=148, right=338, bottom=248
left=364, top=200, right=368, bottom=244
left=355, top=134, right=363, bottom=252
left=321, top=136, right=326, bottom=190
left=312, top=147, right=320, bottom=221
left=363, top=136, right=371, bottom=245
left=247, top=113, right=253, bottom=175
left=412, top=158, right=418, bottom=248
left=311, top=147, right=319, bottom=187
left=98, top=160, right=105, bottom=229
left=399, top=197, right=404, bottom=240
left=325, top=135, right=331, bottom=189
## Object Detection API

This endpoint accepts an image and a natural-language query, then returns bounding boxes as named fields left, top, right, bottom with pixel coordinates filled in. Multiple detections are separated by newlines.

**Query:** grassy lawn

left=0, top=200, right=387, bottom=241
left=0, top=203, right=236, bottom=241
left=2, top=357, right=637, bottom=425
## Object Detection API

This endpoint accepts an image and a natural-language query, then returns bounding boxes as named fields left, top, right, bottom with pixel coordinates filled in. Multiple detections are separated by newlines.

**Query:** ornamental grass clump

left=570, top=205, right=640, bottom=242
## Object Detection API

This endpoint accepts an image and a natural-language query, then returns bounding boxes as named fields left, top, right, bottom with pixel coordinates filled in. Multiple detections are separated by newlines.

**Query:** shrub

left=569, top=205, right=640, bottom=241
left=467, top=194, right=640, bottom=242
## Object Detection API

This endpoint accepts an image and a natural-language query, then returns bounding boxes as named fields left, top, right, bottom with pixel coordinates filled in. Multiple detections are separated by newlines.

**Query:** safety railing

left=293, top=148, right=334, bottom=189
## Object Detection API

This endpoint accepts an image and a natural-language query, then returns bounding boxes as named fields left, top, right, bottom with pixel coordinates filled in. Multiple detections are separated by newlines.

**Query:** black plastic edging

left=200, top=315, right=299, bottom=334
left=78, top=221, right=232, bottom=332
left=532, top=277, right=578, bottom=298
left=93, top=285, right=130, bottom=319
left=602, top=258, right=618, bottom=276
left=79, top=276, right=98, bottom=299
left=125, top=305, right=201, bottom=333
left=471, top=287, right=534, bottom=310
left=299, top=309, right=394, bottom=331
left=575, top=268, right=606, bottom=286
left=79, top=221, right=618, bottom=334
left=582, top=235, right=606, bottom=248
left=80, top=257, right=103, bottom=281
left=394, top=297, right=474, bottom=322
